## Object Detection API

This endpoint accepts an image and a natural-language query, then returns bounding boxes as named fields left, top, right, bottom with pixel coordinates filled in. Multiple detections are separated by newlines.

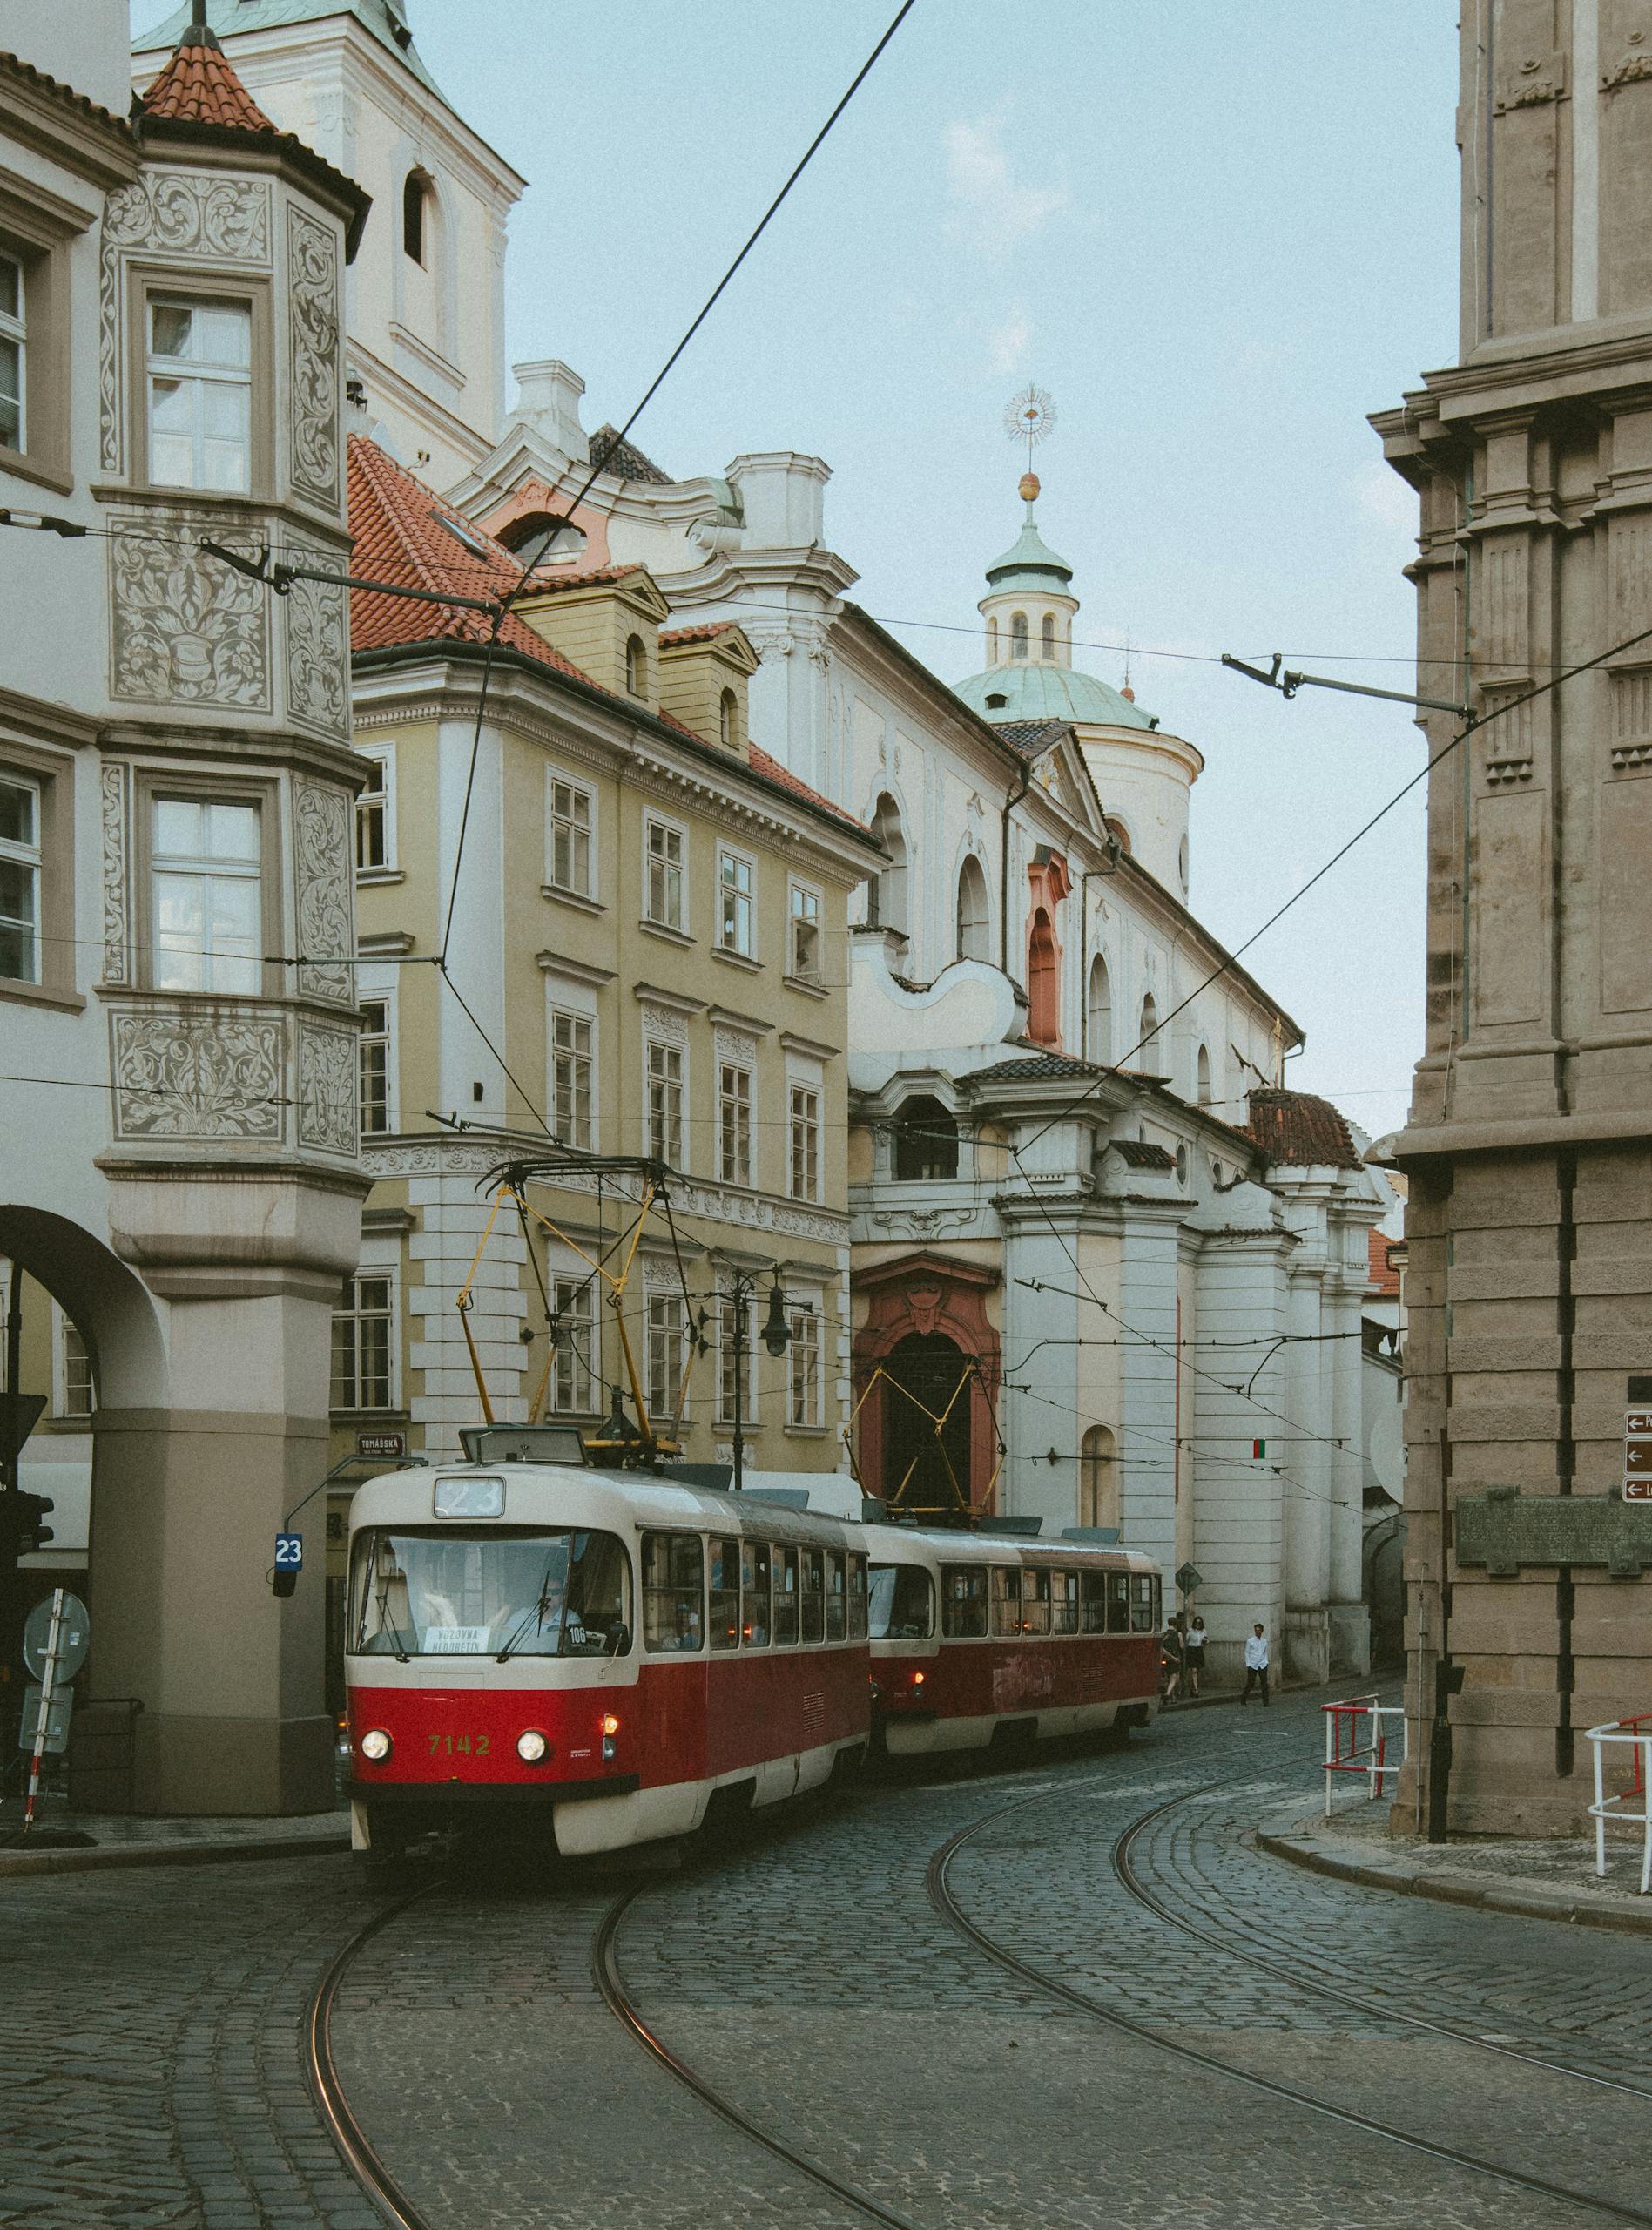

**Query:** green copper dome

left=954, top=661, right=1157, bottom=731
left=983, top=511, right=1074, bottom=594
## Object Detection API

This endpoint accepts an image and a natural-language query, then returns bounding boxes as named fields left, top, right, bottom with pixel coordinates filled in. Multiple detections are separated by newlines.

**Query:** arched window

left=1028, top=909, right=1059, bottom=1045
left=719, top=689, right=738, bottom=750
left=1197, top=1043, right=1212, bottom=1108
left=502, top=514, right=587, bottom=570
left=1139, top=992, right=1159, bottom=1054
left=867, top=792, right=907, bottom=935
left=955, top=855, right=989, bottom=962
left=1009, top=611, right=1028, bottom=660
left=1080, top=1424, right=1119, bottom=1531
left=1041, top=613, right=1055, bottom=659
left=1087, top=954, right=1111, bottom=1062
left=988, top=617, right=999, bottom=663
left=893, top=1095, right=958, bottom=1182
left=625, top=634, right=647, bottom=698
left=402, top=171, right=428, bottom=265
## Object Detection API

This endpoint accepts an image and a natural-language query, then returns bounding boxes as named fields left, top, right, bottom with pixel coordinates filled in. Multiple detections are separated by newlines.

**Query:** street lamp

left=727, top=1267, right=791, bottom=1493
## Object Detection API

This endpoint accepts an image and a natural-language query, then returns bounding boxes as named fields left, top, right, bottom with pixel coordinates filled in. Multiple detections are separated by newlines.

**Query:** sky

left=134, top=1, right=1460, bottom=1138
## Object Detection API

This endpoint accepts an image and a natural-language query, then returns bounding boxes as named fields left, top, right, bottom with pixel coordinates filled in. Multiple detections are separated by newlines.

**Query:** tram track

left=927, top=1777, right=1652, bottom=2230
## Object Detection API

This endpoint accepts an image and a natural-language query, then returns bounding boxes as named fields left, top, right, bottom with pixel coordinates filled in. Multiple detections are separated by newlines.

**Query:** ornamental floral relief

left=284, top=563, right=347, bottom=737
left=100, top=761, right=129, bottom=983
left=293, top=783, right=354, bottom=1004
left=297, top=1021, right=359, bottom=1158
left=287, top=206, right=341, bottom=509
left=110, top=515, right=271, bottom=710
left=111, top=1010, right=285, bottom=1142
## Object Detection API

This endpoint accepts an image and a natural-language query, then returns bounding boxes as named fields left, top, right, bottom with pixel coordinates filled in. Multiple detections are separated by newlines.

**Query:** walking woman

left=1183, top=1613, right=1207, bottom=1697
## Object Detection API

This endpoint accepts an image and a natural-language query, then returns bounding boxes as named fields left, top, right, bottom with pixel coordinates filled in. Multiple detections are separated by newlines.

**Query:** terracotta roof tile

left=1245, top=1088, right=1363, bottom=1171
left=141, top=29, right=280, bottom=132
left=512, top=564, right=639, bottom=598
left=347, top=437, right=873, bottom=842
left=1110, top=1137, right=1177, bottom=1170
left=587, top=423, right=671, bottom=484
left=1367, top=1226, right=1401, bottom=1295
left=659, top=624, right=740, bottom=646
left=0, top=50, right=133, bottom=137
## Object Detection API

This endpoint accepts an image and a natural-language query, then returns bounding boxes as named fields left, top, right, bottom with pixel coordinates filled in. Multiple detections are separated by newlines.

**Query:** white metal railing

left=1586, top=1715, right=1652, bottom=1896
left=1322, top=1693, right=1406, bottom=1816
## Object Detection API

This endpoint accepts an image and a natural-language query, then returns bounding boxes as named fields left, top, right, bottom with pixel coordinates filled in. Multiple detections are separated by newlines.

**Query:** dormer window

left=1009, top=612, right=1028, bottom=660
left=402, top=172, right=428, bottom=266
left=625, top=633, right=648, bottom=699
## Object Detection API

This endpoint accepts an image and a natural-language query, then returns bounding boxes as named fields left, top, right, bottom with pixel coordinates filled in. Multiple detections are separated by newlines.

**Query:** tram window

left=801, top=1548, right=826, bottom=1643
left=868, top=1564, right=934, bottom=1640
left=710, top=1536, right=740, bottom=1650
left=1107, top=1573, right=1131, bottom=1632
left=1022, top=1568, right=1051, bottom=1636
left=941, top=1564, right=989, bottom=1639
left=826, top=1551, right=847, bottom=1640
left=1052, top=1571, right=1079, bottom=1635
left=1131, top=1574, right=1156, bottom=1633
left=773, top=1546, right=799, bottom=1645
left=1081, top=1572, right=1107, bottom=1633
left=992, top=1566, right=1021, bottom=1636
left=350, top=1526, right=630, bottom=1659
left=848, top=1553, right=868, bottom=1639
left=742, top=1539, right=771, bottom=1646
left=643, top=1531, right=705, bottom=1652
left=1152, top=1576, right=1163, bottom=1628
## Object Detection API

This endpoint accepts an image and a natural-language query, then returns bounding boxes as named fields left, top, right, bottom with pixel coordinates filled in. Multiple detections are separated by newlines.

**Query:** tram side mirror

left=608, top=1624, right=630, bottom=1658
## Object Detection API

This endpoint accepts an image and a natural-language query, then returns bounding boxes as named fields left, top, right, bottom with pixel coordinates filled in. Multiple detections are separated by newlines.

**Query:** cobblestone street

left=3, top=1688, right=1650, bottom=2230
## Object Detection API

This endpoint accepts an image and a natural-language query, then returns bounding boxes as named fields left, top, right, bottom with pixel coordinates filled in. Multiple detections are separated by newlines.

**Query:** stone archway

left=853, top=1253, right=1001, bottom=1523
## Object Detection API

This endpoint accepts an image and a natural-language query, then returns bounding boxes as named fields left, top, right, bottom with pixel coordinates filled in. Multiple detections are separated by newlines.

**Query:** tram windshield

left=349, top=1528, right=630, bottom=1659
left=867, top=1563, right=934, bottom=1640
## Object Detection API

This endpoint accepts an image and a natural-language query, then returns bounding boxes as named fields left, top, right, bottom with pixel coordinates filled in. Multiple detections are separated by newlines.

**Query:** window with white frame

left=789, top=1080, right=820, bottom=1204
left=551, top=1007, right=593, bottom=1149
left=355, top=749, right=393, bottom=874
left=549, top=1272, right=597, bottom=1415
left=146, top=295, right=252, bottom=493
left=645, top=1288, right=689, bottom=1424
left=718, top=1060, right=752, bottom=1186
left=0, top=773, right=41, bottom=983
left=647, top=1037, right=684, bottom=1166
left=359, top=997, right=391, bottom=1137
left=57, top=1310, right=93, bottom=1420
left=644, top=816, right=684, bottom=931
left=0, top=252, right=24, bottom=450
left=331, top=1273, right=394, bottom=1411
left=789, top=882, right=820, bottom=980
left=787, top=1299, right=822, bottom=1429
left=718, top=848, right=754, bottom=957
left=716, top=1287, right=756, bottom=1426
left=548, top=774, right=594, bottom=897
left=152, top=798, right=260, bottom=995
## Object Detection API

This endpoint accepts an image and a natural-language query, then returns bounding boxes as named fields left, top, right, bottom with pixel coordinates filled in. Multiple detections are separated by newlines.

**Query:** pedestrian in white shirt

left=1240, top=1622, right=1271, bottom=1707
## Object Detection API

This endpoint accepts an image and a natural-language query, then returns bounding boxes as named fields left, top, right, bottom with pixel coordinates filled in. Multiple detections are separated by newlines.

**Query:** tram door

left=882, top=1333, right=973, bottom=1519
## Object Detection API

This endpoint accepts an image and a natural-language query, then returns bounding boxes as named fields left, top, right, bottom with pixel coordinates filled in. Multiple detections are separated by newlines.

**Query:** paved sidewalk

left=1261, top=1789, right=1652, bottom=1936
left=0, top=1788, right=349, bottom=1876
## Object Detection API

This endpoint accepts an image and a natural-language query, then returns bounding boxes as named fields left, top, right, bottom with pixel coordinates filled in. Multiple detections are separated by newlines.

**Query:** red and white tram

left=345, top=1460, right=871, bottom=1860
left=865, top=1523, right=1163, bottom=1753
left=343, top=1447, right=1165, bottom=1861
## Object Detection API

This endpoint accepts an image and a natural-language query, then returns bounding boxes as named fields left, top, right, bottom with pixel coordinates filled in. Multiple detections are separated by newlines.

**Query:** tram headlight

left=600, top=1712, right=620, bottom=1760
left=359, top=1727, right=392, bottom=1762
left=516, top=1729, right=550, bottom=1762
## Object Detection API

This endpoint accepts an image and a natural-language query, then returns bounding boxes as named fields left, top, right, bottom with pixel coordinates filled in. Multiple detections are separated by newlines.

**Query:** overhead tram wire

left=434, top=0, right=916, bottom=975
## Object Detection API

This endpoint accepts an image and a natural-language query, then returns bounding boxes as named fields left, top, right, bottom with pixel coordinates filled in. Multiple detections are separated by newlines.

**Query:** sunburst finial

left=1004, top=384, right=1056, bottom=478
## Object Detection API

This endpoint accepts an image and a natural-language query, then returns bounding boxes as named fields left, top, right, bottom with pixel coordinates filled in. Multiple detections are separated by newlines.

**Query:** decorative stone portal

left=853, top=1253, right=1000, bottom=1521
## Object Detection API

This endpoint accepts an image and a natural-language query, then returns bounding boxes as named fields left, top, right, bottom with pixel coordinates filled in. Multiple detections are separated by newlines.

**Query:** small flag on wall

left=1252, top=1439, right=1266, bottom=1459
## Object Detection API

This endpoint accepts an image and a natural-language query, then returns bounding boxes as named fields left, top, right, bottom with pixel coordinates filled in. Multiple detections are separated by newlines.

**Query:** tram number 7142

left=428, top=1733, right=491, bottom=1757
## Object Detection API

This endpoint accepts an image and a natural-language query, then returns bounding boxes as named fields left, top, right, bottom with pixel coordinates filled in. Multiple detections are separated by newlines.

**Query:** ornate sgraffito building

left=0, top=3, right=370, bottom=1811
left=1373, top=0, right=1652, bottom=1835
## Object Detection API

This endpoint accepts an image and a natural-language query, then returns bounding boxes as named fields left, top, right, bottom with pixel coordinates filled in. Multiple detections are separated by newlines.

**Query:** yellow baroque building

left=330, top=438, right=881, bottom=1563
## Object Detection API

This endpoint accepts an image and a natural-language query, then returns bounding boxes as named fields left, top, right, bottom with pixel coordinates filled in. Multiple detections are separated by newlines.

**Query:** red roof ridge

left=140, top=24, right=280, bottom=134
left=659, top=622, right=741, bottom=646
left=513, top=564, right=640, bottom=598
left=0, top=49, right=133, bottom=138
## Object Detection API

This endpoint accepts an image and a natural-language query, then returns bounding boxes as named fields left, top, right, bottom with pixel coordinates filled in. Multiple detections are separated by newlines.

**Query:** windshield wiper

left=374, top=1578, right=412, bottom=1663
left=496, top=1558, right=560, bottom=1663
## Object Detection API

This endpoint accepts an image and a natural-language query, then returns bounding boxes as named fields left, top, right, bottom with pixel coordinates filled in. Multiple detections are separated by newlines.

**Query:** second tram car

left=865, top=1523, right=1162, bottom=1752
